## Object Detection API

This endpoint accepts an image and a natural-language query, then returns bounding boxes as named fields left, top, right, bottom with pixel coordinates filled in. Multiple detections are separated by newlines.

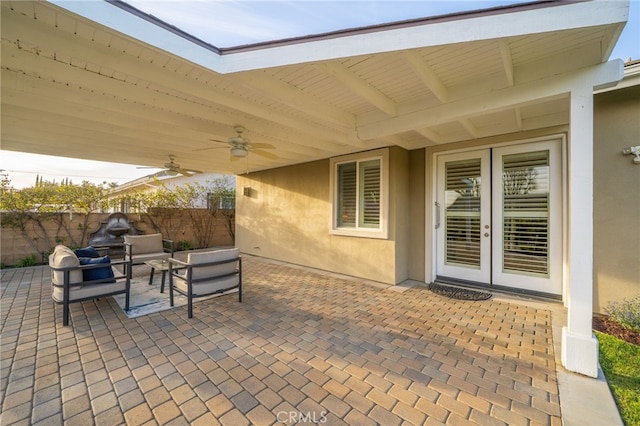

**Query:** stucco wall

left=593, top=84, right=640, bottom=313
left=407, top=149, right=426, bottom=282
left=235, top=108, right=640, bottom=306
left=1, top=211, right=234, bottom=266
left=236, top=148, right=419, bottom=285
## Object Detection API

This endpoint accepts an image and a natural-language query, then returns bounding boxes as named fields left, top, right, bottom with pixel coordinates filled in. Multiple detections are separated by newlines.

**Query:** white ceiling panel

left=1, top=0, right=627, bottom=174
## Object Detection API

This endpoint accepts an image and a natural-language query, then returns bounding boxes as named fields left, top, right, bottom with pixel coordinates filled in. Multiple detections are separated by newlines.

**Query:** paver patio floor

left=1, top=255, right=562, bottom=425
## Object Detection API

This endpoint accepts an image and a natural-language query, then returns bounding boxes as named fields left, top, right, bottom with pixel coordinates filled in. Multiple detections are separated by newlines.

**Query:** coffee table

left=144, top=259, right=172, bottom=293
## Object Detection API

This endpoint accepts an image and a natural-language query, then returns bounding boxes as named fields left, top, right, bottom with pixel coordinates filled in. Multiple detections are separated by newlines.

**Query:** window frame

left=329, top=148, right=389, bottom=239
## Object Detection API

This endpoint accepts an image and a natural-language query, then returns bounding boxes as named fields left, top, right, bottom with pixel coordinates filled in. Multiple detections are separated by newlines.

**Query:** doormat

left=428, top=282, right=492, bottom=301
left=112, top=278, right=237, bottom=318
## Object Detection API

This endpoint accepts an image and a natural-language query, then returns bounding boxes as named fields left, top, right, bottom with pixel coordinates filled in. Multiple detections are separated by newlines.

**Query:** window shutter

left=359, top=160, right=381, bottom=227
left=337, top=163, right=356, bottom=227
left=444, top=159, right=482, bottom=268
left=333, top=151, right=385, bottom=236
left=502, top=150, right=550, bottom=276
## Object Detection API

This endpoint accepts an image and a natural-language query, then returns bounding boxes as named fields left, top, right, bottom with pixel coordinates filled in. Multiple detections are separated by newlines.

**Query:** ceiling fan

left=138, top=155, right=203, bottom=177
left=196, top=125, right=278, bottom=160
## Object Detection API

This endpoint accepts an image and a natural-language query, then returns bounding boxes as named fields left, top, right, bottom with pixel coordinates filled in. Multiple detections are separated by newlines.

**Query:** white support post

left=562, top=87, right=598, bottom=378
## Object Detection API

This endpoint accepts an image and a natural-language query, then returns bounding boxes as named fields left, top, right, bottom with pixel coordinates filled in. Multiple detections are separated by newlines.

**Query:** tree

left=503, top=168, right=538, bottom=195
left=172, top=178, right=235, bottom=249
left=107, top=176, right=235, bottom=249
left=1, top=177, right=114, bottom=261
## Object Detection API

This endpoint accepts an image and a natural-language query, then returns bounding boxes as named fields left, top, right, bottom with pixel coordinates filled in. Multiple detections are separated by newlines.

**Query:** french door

left=435, top=140, right=562, bottom=295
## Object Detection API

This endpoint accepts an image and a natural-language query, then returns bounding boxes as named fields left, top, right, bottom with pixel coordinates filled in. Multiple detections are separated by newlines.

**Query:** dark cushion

left=75, top=246, right=101, bottom=258
left=79, top=256, right=115, bottom=282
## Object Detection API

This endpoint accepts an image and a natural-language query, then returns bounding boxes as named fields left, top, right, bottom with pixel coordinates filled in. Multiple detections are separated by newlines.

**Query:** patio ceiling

left=1, top=0, right=627, bottom=175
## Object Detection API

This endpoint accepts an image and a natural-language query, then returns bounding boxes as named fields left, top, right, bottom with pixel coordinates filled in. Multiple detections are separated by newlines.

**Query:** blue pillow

left=75, top=246, right=101, bottom=258
left=79, top=256, right=115, bottom=282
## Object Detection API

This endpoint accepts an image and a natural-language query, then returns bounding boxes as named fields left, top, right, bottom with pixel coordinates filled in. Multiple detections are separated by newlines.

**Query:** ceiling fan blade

left=252, top=149, right=279, bottom=160
left=150, top=170, right=170, bottom=178
left=193, top=146, right=228, bottom=152
left=249, top=143, right=275, bottom=150
left=137, top=166, right=160, bottom=169
left=208, top=138, right=228, bottom=144
left=180, top=168, right=203, bottom=175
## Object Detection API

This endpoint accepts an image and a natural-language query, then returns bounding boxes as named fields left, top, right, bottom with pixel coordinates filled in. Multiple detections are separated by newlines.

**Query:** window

left=330, top=149, right=388, bottom=238
left=207, top=193, right=235, bottom=210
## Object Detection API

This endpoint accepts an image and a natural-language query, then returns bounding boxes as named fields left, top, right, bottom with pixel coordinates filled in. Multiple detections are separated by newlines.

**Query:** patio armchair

left=124, top=233, right=174, bottom=271
left=168, top=248, right=242, bottom=318
left=49, top=245, right=132, bottom=326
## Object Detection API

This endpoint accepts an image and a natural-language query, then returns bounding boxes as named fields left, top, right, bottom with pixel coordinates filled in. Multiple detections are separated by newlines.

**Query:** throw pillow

left=79, top=256, right=115, bottom=282
left=75, top=246, right=101, bottom=258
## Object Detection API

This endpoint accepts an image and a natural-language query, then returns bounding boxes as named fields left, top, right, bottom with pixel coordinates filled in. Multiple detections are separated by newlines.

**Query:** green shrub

left=16, top=254, right=38, bottom=268
left=606, top=294, right=640, bottom=332
left=177, top=240, right=192, bottom=251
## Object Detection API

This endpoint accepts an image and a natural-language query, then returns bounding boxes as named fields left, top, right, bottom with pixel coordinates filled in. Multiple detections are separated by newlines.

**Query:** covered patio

left=0, top=256, right=619, bottom=425
left=1, top=0, right=631, bottom=379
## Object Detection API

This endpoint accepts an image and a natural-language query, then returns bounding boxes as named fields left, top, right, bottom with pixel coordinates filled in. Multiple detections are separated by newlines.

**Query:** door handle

left=435, top=202, right=441, bottom=229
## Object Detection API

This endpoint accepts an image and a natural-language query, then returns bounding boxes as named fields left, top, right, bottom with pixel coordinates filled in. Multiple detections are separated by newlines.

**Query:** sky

left=1, top=0, right=638, bottom=189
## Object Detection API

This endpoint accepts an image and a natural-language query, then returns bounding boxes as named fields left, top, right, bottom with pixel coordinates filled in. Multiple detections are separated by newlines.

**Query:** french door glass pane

left=502, top=150, right=550, bottom=276
left=445, top=159, right=481, bottom=268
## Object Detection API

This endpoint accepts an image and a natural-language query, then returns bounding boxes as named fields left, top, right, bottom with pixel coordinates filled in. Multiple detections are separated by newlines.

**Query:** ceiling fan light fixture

left=231, top=147, right=248, bottom=158
left=166, top=169, right=179, bottom=176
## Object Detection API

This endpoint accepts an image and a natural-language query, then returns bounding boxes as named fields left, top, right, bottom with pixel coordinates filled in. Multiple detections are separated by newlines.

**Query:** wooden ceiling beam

left=1, top=47, right=347, bottom=154
left=1, top=89, right=337, bottom=165
left=1, top=12, right=351, bottom=144
left=356, top=61, right=622, bottom=140
left=232, top=72, right=355, bottom=129
left=459, top=119, right=479, bottom=138
left=499, top=40, right=515, bottom=86
left=315, top=62, right=397, bottom=116
left=402, top=51, right=448, bottom=103
left=415, top=128, right=443, bottom=145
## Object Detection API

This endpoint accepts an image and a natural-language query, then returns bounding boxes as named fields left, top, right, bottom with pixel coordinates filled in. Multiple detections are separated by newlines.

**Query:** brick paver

left=0, top=256, right=562, bottom=425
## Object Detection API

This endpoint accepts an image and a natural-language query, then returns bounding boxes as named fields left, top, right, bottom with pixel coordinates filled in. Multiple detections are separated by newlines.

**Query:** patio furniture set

left=48, top=233, right=242, bottom=325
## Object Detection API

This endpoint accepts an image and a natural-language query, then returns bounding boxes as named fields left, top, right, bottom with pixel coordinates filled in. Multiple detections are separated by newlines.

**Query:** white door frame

left=435, top=149, right=491, bottom=283
left=491, top=140, right=563, bottom=294
left=428, top=135, right=566, bottom=296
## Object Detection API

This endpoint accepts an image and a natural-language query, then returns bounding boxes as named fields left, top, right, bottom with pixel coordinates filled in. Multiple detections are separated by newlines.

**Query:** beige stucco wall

left=407, top=149, right=426, bottom=282
left=236, top=104, right=640, bottom=306
left=236, top=147, right=425, bottom=285
left=1, top=211, right=234, bottom=266
left=593, top=84, right=640, bottom=313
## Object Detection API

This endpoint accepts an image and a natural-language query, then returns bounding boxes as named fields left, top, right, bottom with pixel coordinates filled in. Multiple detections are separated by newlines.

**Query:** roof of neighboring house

left=1, top=0, right=629, bottom=174
left=108, top=172, right=233, bottom=197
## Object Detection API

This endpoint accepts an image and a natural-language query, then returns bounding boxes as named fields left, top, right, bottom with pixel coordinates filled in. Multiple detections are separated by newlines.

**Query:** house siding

left=237, top=148, right=417, bottom=285
left=593, top=84, right=640, bottom=313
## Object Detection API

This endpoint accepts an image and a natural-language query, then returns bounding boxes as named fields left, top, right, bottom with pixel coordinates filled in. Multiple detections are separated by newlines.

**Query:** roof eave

left=50, top=0, right=629, bottom=74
